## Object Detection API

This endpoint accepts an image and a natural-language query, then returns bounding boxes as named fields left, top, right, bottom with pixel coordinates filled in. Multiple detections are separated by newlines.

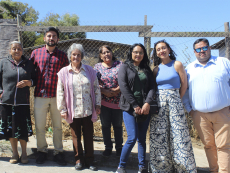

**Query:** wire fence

left=149, top=24, right=227, bottom=66
left=20, top=23, right=228, bottom=68
left=17, top=22, right=229, bottom=139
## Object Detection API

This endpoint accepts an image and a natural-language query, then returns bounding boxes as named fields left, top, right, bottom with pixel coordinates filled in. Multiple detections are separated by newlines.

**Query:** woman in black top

left=0, top=41, right=36, bottom=164
left=116, top=43, right=156, bottom=173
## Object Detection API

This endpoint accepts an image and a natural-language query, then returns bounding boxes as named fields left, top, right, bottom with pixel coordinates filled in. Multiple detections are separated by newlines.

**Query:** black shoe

left=138, top=167, right=148, bottom=173
left=53, top=152, right=67, bottom=166
left=75, top=163, right=83, bottom=170
left=116, top=148, right=122, bottom=157
left=102, top=149, right=112, bottom=156
left=36, top=152, right=47, bottom=164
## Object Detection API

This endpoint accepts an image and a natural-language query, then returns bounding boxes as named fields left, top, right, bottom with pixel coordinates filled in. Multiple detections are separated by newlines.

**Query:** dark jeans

left=70, top=116, right=94, bottom=164
left=119, top=110, right=150, bottom=169
left=100, top=105, right=123, bottom=150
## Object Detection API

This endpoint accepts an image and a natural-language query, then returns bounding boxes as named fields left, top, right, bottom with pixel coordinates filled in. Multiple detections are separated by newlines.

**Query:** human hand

left=134, top=106, right=142, bottom=115
left=95, top=105, right=101, bottom=115
left=189, top=110, right=194, bottom=117
left=110, top=88, right=120, bottom=96
left=61, top=112, right=67, bottom=119
left=103, top=89, right=114, bottom=97
left=141, top=103, right=150, bottom=115
left=16, top=80, right=31, bottom=88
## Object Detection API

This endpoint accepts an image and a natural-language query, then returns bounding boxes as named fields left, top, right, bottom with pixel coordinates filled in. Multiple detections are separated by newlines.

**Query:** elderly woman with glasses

left=56, top=43, right=101, bottom=171
left=94, top=45, right=123, bottom=157
left=150, top=40, right=197, bottom=172
left=115, top=43, right=156, bottom=173
left=0, top=41, right=35, bottom=164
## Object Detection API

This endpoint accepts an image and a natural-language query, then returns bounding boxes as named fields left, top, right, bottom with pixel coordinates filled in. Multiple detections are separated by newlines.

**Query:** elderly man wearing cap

left=30, top=27, right=69, bottom=165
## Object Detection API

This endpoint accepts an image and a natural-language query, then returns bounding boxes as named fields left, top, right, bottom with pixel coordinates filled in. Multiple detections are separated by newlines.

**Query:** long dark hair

left=126, top=43, right=151, bottom=71
left=98, top=45, right=116, bottom=63
left=152, top=40, right=177, bottom=66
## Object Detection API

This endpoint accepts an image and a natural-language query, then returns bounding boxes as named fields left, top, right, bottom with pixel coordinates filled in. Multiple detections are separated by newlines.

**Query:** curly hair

left=67, top=43, right=85, bottom=62
left=126, top=43, right=151, bottom=71
left=152, top=40, right=177, bottom=66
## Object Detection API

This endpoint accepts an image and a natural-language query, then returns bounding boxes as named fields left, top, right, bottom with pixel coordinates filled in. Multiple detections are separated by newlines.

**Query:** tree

left=0, top=0, right=39, bottom=48
left=34, top=13, right=86, bottom=46
left=0, top=0, right=39, bottom=26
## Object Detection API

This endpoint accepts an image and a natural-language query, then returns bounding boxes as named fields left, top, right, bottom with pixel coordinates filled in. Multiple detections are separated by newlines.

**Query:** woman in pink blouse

left=56, top=43, right=101, bottom=171
left=94, top=45, right=123, bottom=157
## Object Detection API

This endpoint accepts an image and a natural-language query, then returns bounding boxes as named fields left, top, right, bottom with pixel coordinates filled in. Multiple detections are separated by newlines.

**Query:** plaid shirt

left=30, top=46, right=69, bottom=97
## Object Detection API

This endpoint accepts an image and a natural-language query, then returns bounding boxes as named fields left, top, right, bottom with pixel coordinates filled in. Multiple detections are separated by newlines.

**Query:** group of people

left=0, top=26, right=229, bottom=173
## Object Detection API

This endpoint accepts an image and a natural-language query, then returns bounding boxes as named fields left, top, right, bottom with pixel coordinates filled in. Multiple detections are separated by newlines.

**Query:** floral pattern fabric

left=94, top=61, right=122, bottom=105
left=149, top=89, right=197, bottom=173
left=0, top=105, right=33, bottom=142
left=57, top=64, right=101, bottom=118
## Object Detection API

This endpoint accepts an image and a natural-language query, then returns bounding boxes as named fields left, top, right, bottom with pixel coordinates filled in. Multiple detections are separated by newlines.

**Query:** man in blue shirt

left=183, top=38, right=230, bottom=173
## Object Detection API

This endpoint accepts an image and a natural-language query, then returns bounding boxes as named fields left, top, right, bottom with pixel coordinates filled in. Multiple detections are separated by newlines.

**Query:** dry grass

left=29, top=87, right=199, bottom=141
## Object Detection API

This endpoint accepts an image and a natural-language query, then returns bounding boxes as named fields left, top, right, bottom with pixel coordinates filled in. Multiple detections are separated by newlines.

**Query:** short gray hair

left=9, top=41, right=23, bottom=49
left=67, top=43, right=85, bottom=61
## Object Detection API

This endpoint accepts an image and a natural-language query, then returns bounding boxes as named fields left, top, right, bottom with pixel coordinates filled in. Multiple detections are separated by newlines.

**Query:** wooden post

left=224, top=22, right=230, bottom=60
left=144, top=15, right=151, bottom=59
left=17, top=14, right=22, bottom=45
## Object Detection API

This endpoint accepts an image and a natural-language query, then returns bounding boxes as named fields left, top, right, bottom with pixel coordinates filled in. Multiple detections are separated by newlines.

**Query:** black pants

left=70, top=115, right=94, bottom=164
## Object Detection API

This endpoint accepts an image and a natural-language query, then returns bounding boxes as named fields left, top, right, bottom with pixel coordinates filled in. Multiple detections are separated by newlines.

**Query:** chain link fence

left=19, top=22, right=228, bottom=139
left=20, top=23, right=228, bottom=68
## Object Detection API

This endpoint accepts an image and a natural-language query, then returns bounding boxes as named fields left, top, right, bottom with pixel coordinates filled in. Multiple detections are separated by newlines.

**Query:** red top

left=30, top=46, right=69, bottom=97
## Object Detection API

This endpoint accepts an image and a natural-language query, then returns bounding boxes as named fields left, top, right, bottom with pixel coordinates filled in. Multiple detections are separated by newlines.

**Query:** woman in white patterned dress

left=150, top=40, right=197, bottom=173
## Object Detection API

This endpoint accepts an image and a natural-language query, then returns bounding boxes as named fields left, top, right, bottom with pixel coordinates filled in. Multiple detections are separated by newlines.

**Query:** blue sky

left=15, top=0, right=230, bottom=64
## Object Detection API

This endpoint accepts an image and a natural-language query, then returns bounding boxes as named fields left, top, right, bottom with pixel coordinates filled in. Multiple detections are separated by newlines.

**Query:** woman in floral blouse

left=94, top=45, right=123, bottom=157
left=57, top=43, right=101, bottom=171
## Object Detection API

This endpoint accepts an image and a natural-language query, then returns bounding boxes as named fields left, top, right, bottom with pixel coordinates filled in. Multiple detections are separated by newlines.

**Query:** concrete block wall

left=0, top=19, right=18, bottom=60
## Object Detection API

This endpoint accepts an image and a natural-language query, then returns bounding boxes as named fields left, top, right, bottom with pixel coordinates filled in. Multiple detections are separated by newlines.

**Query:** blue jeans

left=100, top=105, right=123, bottom=150
left=119, top=110, right=150, bottom=168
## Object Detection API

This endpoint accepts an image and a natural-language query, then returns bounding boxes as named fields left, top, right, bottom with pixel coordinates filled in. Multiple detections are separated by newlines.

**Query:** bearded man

left=30, top=27, right=69, bottom=165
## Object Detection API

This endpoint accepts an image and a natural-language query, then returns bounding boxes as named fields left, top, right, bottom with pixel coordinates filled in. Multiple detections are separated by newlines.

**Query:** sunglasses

left=195, top=46, right=208, bottom=53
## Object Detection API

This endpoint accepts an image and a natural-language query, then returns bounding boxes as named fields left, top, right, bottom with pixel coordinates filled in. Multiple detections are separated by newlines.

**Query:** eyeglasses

left=132, top=51, right=144, bottom=55
left=195, top=46, right=209, bottom=53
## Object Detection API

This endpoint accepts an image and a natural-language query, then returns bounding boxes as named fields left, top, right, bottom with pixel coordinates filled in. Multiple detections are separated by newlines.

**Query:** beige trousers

left=192, top=106, right=230, bottom=173
left=34, top=97, right=63, bottom=155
